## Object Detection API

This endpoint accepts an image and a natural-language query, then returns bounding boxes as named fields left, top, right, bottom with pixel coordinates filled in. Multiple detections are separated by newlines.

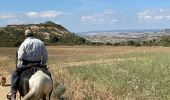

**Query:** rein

left=33, top=67, right=36, bottom=74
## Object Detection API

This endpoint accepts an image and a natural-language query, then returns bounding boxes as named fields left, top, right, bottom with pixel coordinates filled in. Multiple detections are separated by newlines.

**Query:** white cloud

left=0, top=10, right=68, bottom=20
left=25, top=12, right=38, bottom=18
left=54, top=21, right=62, bottom=24
left=81, top=10, right=119, bottom=25
left=110, top=19, right=118, bottom=23
left=138, top=9, right=170, bottom=22
left=103, top=9, right=115, bottom=14
left=25, top=11, right=67, bottom=18
left=7, top=19, right=25, bottom=25
left=81, top=14, right=105, bottom=24
left=0, top=13, right=16, bottom=19
left=0, top=11, right=69, bottom=26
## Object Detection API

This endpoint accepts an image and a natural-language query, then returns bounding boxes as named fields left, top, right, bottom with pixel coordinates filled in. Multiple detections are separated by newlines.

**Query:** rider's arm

left=17, top=60, right=23, bottom=68
left=42, top=43, right=48, bottom=65
left=17, top=43, right=25, bottom=68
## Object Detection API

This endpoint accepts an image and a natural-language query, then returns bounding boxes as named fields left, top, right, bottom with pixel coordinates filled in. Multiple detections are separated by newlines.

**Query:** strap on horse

left=16, top=59, right=47, bottom=74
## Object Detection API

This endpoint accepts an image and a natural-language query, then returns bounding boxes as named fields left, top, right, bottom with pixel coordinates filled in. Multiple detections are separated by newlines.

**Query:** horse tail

left=22, top=86, right=35, bottom=100
left=23, top=70, right=53, bottom=100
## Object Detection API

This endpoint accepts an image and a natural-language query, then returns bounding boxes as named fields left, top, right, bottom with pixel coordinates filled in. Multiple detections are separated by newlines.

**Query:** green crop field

left=0, top=46, right=170, bottom=100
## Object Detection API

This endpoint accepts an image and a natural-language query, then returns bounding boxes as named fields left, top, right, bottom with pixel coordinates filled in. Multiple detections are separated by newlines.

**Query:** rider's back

left=18, top=37, right=47, bottom=62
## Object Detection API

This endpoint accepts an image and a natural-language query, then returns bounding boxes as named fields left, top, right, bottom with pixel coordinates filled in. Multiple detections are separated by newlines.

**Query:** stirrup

left=7, top=92, right=11, bottom=99
left=7, top=92, right=16, bottom=100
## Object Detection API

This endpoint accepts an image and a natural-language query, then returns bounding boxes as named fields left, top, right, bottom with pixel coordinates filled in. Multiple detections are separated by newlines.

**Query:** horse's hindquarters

left=18, top=68, right=53, bottom=100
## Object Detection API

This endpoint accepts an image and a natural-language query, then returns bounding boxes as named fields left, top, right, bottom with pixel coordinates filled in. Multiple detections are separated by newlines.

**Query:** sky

left=1, top=0, right=170, bottom=32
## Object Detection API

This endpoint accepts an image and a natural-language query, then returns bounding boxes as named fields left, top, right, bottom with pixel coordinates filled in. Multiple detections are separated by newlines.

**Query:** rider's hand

left=16, top=67, right=21, bottom=73
left=27, top=64, right=33, bottom=67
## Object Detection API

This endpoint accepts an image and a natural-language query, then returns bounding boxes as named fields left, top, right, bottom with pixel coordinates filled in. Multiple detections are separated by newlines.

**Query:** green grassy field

left=0, top=46, right=170, bottom=100
left=67, top=52, right=170, bottom=99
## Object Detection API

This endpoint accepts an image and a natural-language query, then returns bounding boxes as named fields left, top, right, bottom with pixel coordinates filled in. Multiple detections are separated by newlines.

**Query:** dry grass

left=1, top=46, right=170, bottom=100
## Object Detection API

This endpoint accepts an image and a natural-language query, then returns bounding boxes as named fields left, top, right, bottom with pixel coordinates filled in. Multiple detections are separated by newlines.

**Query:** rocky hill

left=0, top=21, right=89, bottom=47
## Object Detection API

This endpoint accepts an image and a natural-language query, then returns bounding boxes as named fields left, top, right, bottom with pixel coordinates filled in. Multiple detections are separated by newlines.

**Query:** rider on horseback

left=8, top=29, right=48, bottom=100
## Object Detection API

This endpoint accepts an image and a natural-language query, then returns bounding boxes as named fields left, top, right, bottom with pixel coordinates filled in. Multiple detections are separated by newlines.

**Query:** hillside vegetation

left=0, top=21, right=89, bottom=47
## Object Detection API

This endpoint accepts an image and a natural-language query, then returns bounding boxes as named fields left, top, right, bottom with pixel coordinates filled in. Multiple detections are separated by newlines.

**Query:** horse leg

left=43, top=96, right=46, bottom=100
left=45, top=94, right=50, bottom=100
left=48, top=89, right=53, bottom=100
left=19, top=95, right=21, bottom=100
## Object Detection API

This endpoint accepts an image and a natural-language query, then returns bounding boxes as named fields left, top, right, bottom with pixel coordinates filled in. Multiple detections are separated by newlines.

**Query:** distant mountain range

left=78, top=29, right=170, bottom=44
left=78, top=29, right=163, bottom=35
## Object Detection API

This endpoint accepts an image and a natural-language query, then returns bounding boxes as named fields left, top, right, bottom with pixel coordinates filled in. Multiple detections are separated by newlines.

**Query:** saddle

left=16, top=64, right=48, bottom=75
